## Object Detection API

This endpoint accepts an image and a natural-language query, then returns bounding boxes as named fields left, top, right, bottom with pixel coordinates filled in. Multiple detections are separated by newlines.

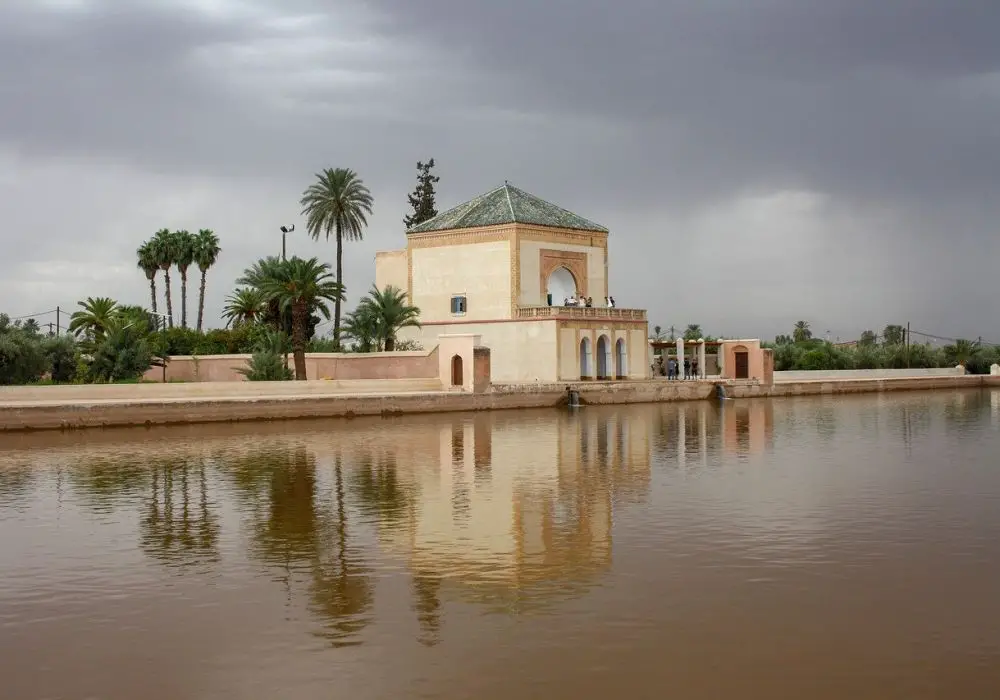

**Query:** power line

left=8, top=308, right=58, bottom=321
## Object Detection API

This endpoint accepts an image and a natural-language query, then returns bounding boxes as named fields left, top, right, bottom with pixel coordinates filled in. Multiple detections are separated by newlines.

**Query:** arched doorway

left=733, top=345, right=749, bottom=380
left=451, top=354, right=463, bottom=387
left=615, top=338, right=627, bottom=379
left=547, top=266, right=577, bottom=305
left=597, top=335, right=611, bottom=380
left=579, top=337, right=593, bottom=379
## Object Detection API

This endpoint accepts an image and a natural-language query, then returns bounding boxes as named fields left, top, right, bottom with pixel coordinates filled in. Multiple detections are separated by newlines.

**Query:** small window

left=450, top=295, right=467, bottom=314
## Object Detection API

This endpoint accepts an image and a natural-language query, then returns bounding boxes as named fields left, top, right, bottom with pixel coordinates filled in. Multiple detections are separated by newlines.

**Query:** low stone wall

left=1, top=380, right=713, bottom=431
left=773, top=367, right=965, bottom=382
left=142, top=349, right=440, bottom=383
left=729, top=374, right=986, bottom=398
left=3, top=376, right=997, bottom=432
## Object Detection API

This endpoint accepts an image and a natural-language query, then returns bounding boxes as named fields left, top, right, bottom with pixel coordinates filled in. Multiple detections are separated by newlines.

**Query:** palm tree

left=136, top=241, right=159, bottom=313
left=173, top=230, right=196, bottom=329
left=944, top=338, right=980, bottom=367
left=362, top=285, right=421, bottom=351
left=342, top=304, right=380, bottom=352
left=256, top=257, right=344, bottom=379
left=793, top=320, right=812, bottom=343
left=299, top=168, right=374, bottom=346
left=237, top=256, right=289, bottom=333
left=150, top=228, right=176, bottom=327
left=68, top=296, right=119, bottom=342
left=683, top=324, right=702, bottom=341
left=193, top=229, right=221, bottom=332
left=223, top=288, right=267, bottom=328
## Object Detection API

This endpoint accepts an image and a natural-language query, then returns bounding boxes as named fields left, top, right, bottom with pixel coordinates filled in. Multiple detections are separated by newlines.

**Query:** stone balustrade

left=517, top=306, right=647, bottom=321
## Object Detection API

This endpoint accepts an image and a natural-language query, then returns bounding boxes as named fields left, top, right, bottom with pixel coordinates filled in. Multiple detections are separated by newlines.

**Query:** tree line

left=1, top=161, right=440, bottom=385
left=770, top=321, right=997, bottom=374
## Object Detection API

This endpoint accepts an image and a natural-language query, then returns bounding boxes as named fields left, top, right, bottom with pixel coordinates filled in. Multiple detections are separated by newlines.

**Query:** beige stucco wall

left=519, top=239, right=606, bottom=306
left=141, top=350, right=440, bottom=383
left=410, top=241, right=512, bottom=322
left=374, top=249, right=407, bottom=293
left=403, top=320, right=558, bottom=383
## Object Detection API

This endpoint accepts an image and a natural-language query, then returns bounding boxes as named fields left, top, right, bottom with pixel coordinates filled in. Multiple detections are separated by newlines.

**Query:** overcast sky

left=2, top=0, right=998, bottom=342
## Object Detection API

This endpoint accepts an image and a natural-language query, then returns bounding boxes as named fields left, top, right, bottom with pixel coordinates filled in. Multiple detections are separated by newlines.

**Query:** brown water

left=2, top=390, right=999, bottom=699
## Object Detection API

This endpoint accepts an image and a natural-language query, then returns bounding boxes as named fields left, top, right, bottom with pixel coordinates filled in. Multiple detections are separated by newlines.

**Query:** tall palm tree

left=257, top=257, right=344, bottom=379
left=150, top=228, right=176, bottom=327
left=136, top=241, right=159, bottom=313
left=173, top=230, right=196, bottom=329
left=68, top=296, right=119, bottom=342
left=362, top=284, right=421, bottom=351
left=222, top=288, right=267, bottom=328
left=299, top=168, right=374, bottom=346
left=193, top=229, right=221, bottom=332
left=793, top=320, right=812, bottom=343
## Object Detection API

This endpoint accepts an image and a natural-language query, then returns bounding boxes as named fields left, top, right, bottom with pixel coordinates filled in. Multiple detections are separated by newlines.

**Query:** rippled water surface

left=2, top=390, right=1000, bottom=699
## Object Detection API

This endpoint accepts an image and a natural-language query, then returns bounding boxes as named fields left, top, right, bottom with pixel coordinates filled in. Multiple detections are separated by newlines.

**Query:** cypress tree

left=404, top=159, right=440, bottom=229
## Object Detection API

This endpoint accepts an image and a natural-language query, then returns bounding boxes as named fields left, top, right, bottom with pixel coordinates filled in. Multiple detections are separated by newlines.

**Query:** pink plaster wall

left=143, top=349, right=440, bottom=383
left=719, top=340, right=769, bottom=383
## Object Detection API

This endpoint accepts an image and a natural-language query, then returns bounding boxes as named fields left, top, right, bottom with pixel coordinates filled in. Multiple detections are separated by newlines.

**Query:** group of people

left=654, top=356, right=700, bottom=380
left=562, top=295, right=616, bottom=308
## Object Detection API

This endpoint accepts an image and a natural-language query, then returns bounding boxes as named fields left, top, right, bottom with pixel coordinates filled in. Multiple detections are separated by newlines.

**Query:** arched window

left=615, top=338, right=627, bottom=379
left=580, top=337, right=593, bottom=379
left=547, top=266, right=577, bottom=304
left=597, top=335, right=612, bottom=380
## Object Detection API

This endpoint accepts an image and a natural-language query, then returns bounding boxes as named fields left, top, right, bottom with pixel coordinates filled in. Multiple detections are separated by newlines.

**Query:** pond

left=1, top=389, right=999, bottom=699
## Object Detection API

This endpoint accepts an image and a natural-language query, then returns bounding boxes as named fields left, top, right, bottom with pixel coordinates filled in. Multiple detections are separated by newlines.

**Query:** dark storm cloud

left=366, top=0, right=1000, bottom=205
left=1, top=0, right=998, bottom=339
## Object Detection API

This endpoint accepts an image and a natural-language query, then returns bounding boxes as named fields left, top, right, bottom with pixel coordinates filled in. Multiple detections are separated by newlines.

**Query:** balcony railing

left=517, top=305, right=647, bottom=321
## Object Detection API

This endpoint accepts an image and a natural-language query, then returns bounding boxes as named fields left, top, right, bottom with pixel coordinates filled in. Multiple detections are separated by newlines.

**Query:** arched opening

left=732, top=345, right=749, bottom=380
left=579, top=337, right=593, bottom=379
left=615, top=337, right=627, bottom=379
left=597, top=335, right=611, bottom=380
left=451, top=354, right=464, bottom=387
left=547, top=266, right=577, bottom=305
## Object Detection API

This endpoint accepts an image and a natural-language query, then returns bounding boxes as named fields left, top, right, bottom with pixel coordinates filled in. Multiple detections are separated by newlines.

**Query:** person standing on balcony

left=608, top=296, right=616, bottom=308
left=585, top=297, right=593, bottom=307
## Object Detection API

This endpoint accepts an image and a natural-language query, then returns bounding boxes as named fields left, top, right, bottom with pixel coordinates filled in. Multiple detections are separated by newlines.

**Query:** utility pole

left=55, top=306, right=61, bottom=335
left=46, top=322, right=54, bottom=336
left=905, top=321, right=910, bottom=368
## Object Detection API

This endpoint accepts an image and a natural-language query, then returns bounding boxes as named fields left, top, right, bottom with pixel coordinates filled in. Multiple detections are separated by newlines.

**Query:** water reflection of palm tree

left=412, top=571, right=442, bottom=647
left=350, top=447, right=442, bottom=645
left=308, top=455, right=374, bottom=647
left=139, top=458, right=220, bottom=567
left=350, top=449, right=413, bottom=526
left=222, top=445, right=373, bottom=647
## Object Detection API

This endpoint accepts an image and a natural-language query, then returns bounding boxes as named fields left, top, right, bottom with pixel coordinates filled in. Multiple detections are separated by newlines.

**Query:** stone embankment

left=1, top=375, right=997, bottom=432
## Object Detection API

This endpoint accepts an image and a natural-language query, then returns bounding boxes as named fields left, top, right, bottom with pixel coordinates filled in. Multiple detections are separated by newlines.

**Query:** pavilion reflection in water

left=655, top=399, right=774, bottom=466
left=359, top=411, right=652, bottom=599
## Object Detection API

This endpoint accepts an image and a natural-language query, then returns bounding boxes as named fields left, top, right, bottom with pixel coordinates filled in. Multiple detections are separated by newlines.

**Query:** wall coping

left=164, top=350, right=434, bottom=361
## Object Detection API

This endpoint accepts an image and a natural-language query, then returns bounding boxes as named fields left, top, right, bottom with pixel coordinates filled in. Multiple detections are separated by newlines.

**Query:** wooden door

left=734, top=351, right=749, bottom=379
left=451, top=354, right=464, bottom=387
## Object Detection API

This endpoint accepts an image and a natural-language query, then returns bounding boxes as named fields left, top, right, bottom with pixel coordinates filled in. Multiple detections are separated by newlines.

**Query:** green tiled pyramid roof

left=407, top=183, right=609, bottom=234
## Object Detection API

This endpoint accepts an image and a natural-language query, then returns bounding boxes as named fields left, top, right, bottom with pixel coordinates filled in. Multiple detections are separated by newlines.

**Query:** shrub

left=89, top=321, right=154, bottom=382
left=0, top=317, right=48, bottom=385
left=237, top=329, right=293, bottom=381
left=44, top=335, right=78, bottom=383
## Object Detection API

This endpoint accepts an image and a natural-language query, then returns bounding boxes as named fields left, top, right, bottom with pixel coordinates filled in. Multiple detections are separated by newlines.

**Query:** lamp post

left=280, top=225, right=295, bottom=261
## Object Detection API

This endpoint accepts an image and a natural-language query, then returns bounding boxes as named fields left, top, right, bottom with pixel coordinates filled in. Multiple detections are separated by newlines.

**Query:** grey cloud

left=1, top=0, right=999, bottom=341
